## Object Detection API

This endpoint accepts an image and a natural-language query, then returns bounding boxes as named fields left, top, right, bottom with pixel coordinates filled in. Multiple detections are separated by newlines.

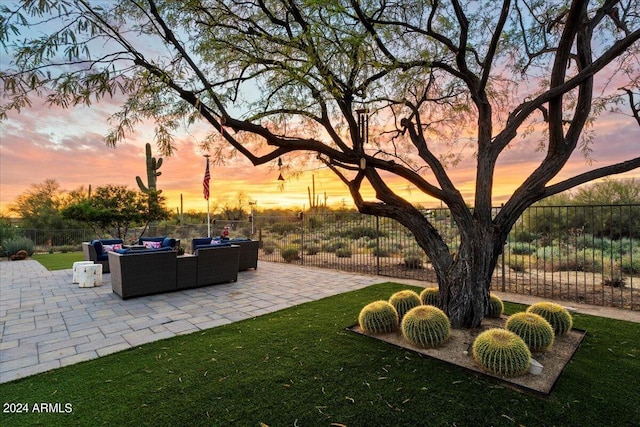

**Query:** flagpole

left=204, top=154, right=211, bottom=238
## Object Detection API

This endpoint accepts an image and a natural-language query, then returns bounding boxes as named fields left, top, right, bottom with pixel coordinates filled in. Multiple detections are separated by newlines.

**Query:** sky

left=0, top=5, right=638, bottom=217
left=1, top=92, right=638, bottom=217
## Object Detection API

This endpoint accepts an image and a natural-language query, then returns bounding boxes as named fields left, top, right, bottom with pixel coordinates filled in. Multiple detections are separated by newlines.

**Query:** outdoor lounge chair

left=82, top=239, right=123, bottom=273
left=195, top=244, right=240, bottom=287
left=108, top=250, right=177, bottom=299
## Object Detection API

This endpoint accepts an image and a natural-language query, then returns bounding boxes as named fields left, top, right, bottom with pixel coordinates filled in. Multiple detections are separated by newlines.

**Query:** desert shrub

left=323, top=239, right=348, bottom=253
left=509, top=242, right=535, bottom=255
left=513, top=229, right=537, bottom=243
left=3, top=237, right=35, bottom=258
left=269, top=222, right=299, bottom=235
left=372, top=247, right=390, bottom=257
left=335, top=247, right=352, bottom=258
left=401, top=305, right=450, bottom=348
left=472, top=329, right=531, bottom=377
left=389, top=290, right=422, bottom=320
left=280, top=246, right=300, bottom=262
left=337, top=226, right=386, bottom=240
left=506, top=255, right=532, bottom=272
left=262, top=240, right=277, bottom=254
left=620, top=254, right=640, bottom=275
left=358, top=301, right=399, bottom=334
left=602, top=261, right=626, bottom=287
left=505, top=312, right=555, bottom=353
left=486, top=294, right=504, bottom=318
left=403, top=249, right=424, bottom=269
left=305, top=243, right=320, bottom=255
left=526, top=302, right=573, bottom=336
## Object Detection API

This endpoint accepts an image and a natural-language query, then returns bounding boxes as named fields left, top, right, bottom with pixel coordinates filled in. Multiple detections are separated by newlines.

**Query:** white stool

left=72, top=261, right=95, bottom=284
left=78, top=264, right=103, bottom=288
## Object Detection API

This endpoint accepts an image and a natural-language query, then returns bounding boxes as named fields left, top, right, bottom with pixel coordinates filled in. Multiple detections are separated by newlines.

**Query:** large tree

left=1, top=0, right=639, bottom=327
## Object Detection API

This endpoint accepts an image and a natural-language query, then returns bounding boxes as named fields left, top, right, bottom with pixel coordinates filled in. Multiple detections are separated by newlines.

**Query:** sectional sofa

left=108, top=244, right=240, bottom=299
left=191, top=237, right=259, bottom=271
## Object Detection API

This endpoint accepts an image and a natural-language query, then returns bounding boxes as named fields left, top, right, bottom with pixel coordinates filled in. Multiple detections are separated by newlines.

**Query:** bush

left=269, top=222, right=299, bottom=235
left=620, top=254, right=640, bottom=275
left=3, top=237, right=35, bottom=258
left=509, top=242, right=535, bottom=255
left=280, top=246, right=300, bottom=262
left=305, top=244, right=320, bottom=255
left=335, top=247, right=352, bottom=258
left=401, top=305, right=451, bottom=348
left=403, top=249, right=424, bottom=269
left=338, top=226, right=386, bottom=240
left=372, top=247, right=390, bottom=257
left=358, top=301, right=399, bottom=334
left=262, top=240, right=277, bottom=254
left=506, top=255, right=530, bottom=272
left=472, top=329, right=531, bottom=377
left=323, top=240, right=348, bottom=253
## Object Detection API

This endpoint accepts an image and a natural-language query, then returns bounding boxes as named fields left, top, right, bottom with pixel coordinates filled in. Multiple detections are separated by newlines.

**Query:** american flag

left=203, top=159, right=210, bottom=200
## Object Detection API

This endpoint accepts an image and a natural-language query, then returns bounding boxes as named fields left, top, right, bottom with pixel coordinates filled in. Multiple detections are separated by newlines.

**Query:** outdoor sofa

left=82, top=239, right=124, bottom=273
left=192, top=237, right=259, bottom=271
left=108, top=244, right=240, bottom=299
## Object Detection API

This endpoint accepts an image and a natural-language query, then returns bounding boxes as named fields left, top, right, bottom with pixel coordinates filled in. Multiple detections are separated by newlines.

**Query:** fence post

left=376, top=215, right=381, bottom=276
left=299, top=211, right=304, bottom=264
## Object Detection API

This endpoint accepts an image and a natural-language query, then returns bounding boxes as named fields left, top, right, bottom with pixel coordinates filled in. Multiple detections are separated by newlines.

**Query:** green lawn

left=31, top=252, right=84, bottom=270
left=1, top=282, right=638, bottom=426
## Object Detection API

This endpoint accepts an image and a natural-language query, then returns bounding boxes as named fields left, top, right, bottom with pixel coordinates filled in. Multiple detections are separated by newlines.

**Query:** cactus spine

left=486, top=294, right=504, bottom=318
left=401, top=305, right=450, bottom=348
left=472, top=328, right=531, bottom=377
left=389, top=290, right=422, bottom=320
left=358, top=301, right=399, bottom=334
left=419, top=287, right=439, bottom=306
left=526, top=302, right=573, bottom=336
left=505, top=312, right=555, bottom=353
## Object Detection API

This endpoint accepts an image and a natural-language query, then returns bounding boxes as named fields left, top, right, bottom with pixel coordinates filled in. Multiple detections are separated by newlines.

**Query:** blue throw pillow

left=162, top=237, right=176, bottom=248
left=91, top=240, right=104, bottom=255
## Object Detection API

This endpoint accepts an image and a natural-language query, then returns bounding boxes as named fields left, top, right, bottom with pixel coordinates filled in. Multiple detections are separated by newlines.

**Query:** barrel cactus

left=389, top=290, right=422, bottom=320
left=358, top=301, right=399, bottom=334
left=486, top=294, right=504, bottom=318
left=526, top=302, right=573, bottom=336
left=472, top=328, right=531, bottom=377
left=401, top=305, right=451, bottom=348
left=419, top=287, right=439, bottom=306
left=505, top=312, right=555, bottom=353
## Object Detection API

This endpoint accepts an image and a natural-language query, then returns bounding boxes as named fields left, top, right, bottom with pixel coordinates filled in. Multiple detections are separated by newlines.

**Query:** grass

left=31, top=252, right=84, bottom=271
left=1, top=282, right=639, bottom=426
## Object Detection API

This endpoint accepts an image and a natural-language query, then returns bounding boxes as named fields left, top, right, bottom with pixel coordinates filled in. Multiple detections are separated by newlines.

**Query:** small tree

left=62, top=185, right=169, bottom=240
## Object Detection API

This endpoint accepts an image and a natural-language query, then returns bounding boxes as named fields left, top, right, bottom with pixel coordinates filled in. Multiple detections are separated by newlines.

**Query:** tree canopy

left=2, top=0, right=639, bottom=327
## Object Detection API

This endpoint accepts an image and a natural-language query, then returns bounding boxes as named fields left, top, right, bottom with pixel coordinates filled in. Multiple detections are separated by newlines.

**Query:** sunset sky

left=0, top=5, right=638, bottom=217
left=1, top=91, right=638, bottom=217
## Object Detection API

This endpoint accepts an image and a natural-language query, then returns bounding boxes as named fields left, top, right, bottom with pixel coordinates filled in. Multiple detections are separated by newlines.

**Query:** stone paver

left=1, top=259, right=639, bottom=384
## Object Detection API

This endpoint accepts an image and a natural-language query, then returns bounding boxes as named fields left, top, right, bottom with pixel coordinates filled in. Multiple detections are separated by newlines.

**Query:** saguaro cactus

left=136, top=143, right=163, bottom=195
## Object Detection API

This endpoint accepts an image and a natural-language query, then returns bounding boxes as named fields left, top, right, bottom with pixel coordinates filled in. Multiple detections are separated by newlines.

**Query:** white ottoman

left=72, top=261, right=95, bottom=284
left=78, top=264, right=103, bottom=288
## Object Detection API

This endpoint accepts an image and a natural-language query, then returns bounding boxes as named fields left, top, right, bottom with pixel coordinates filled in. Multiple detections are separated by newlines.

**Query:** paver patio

left=1, top=259, right=638, bottom=384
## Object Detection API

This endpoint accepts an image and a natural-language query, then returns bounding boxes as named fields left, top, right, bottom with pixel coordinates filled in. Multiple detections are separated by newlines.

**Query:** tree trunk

left=436, top=230, right=499, bottom=329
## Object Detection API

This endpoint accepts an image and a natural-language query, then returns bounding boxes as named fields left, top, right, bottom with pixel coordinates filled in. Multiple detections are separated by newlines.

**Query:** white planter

left=72, top=261, right=95, bottom=283
left=78, top=264, right=103, bottom=288
left=529, top=358, right=543, bottom=375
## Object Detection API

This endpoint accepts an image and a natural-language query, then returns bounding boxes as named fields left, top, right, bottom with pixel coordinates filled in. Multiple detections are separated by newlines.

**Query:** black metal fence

left=10, top=204, right=638, bottom=310
left=255, top=205, right=639, bottom=311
